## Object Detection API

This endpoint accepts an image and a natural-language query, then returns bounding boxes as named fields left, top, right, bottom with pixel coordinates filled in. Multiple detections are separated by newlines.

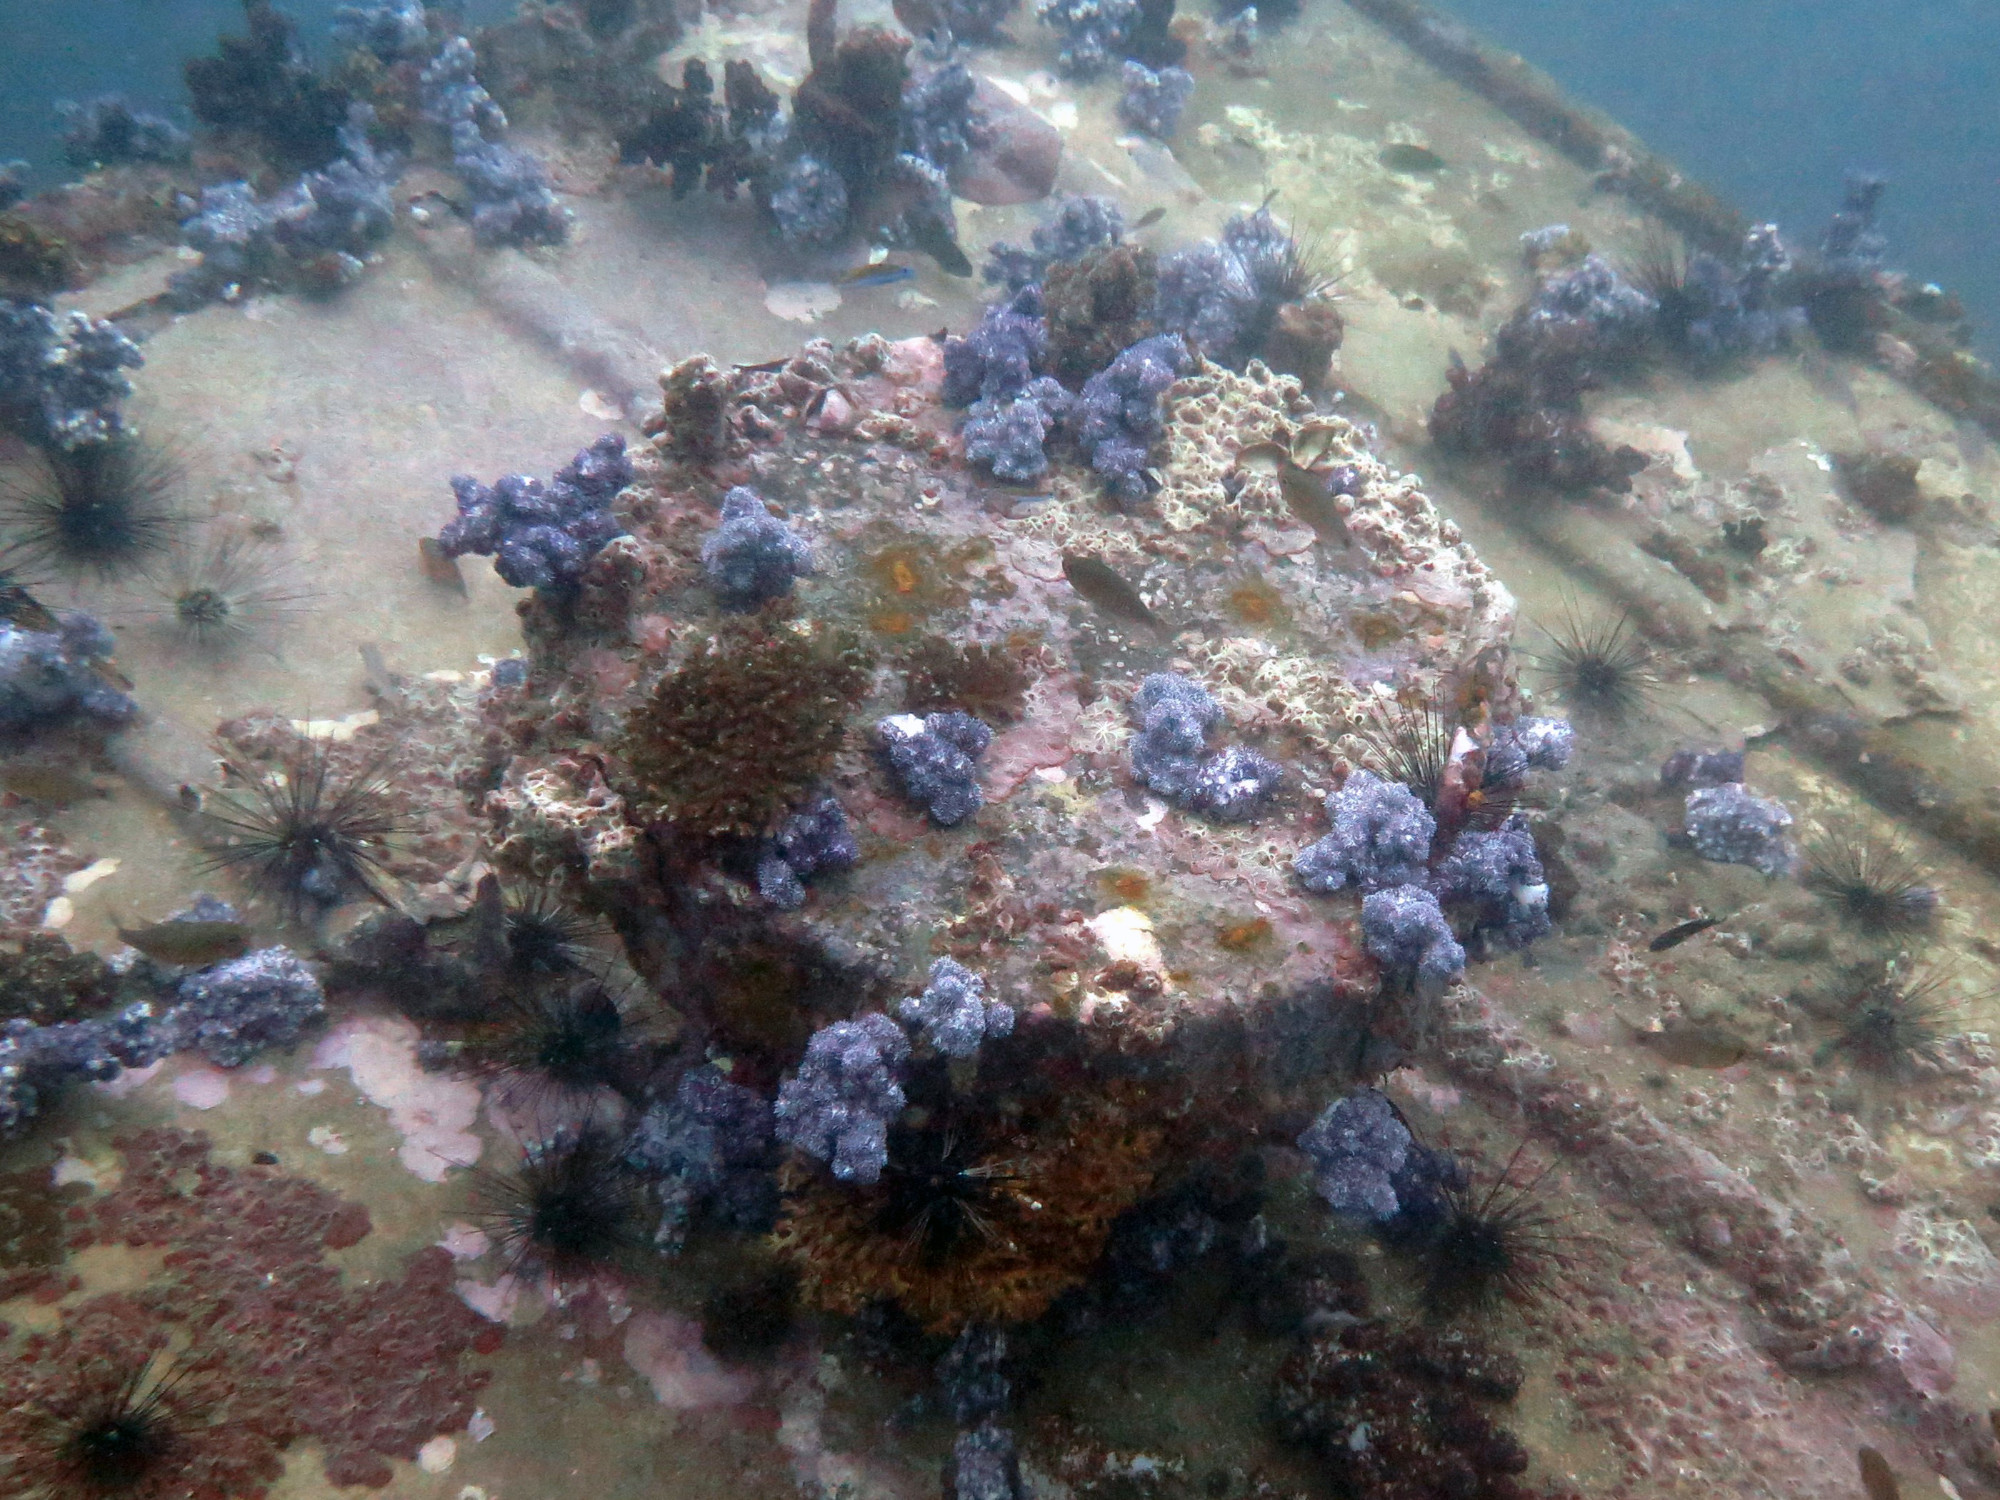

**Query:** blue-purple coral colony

left=1129, top=673, right=1281, bottom=821
left=774, top=1012, right=911, bottom=1185
left=0, top=939, right=323, bottom=1134
left=1297, top=1088, right=1412, bottom=1220
left=756, top=791, right=858, bottom=909
left=0, top=298, right=144, bottom=450
left=0, top=0, right=1972, bottom=1483
left=56, top=96, right=192, bottom=167
left=420, top=35, right=570, bottom=247
left=1294, top=770, right=1435, bottom=894
left=1076, top=332, right=1190, bottom=505
left=702, top=487, right=813, bottom=611
left=983, top=195, right=1125, bottom=290
left=436, top=433, right=631, bottom=595
left=896, top=957, right=1013, bottom=1058
left=879, top=710, right=992, bottom=826
left=174, top=109, right=399, bottom=303
left=1684, top=781, right=1797, bottom=877
left=626, top=1066, right=778, bottom=1250
left=0, top=612, right=138, bottom=731
left=1117, top=62, right=1195, bottom=140
left=1360, top=884, right=1467, bottom=998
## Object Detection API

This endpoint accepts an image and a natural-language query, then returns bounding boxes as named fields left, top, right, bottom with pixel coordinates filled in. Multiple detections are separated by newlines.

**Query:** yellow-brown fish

left=1061, top=552, right=1168, bottom=636
left=116, top=918, right=251, bottom=967
left=0, top=585, right=61, bottom=634
left=1626, top=1016, right=1749, bottom=1070
left=1380, top=142, right=1447, bottom=174
left=1133, top=206, right=1167, bottom=230
left=1648, top=915, right=1723, bottom=952
left=1276, top=462, right=1351, bottom=546
left=1857, top=1447, right=1900, bottom=1500
left=418, top=536, right=467, bottom=595
left=0, top=760, right=109, bottom=805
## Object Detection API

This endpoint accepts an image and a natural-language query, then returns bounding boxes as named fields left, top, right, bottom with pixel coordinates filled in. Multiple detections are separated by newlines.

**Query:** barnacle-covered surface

left=2, top=1, right=2000, bottom=1499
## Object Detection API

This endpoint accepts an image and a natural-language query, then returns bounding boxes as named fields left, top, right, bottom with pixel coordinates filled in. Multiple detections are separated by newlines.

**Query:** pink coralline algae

left=0, top=1126, right=501, bottom=1494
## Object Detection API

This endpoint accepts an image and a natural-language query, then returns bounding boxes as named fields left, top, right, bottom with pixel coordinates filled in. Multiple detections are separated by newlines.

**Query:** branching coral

left=1044, top=243, right=1158, bottom=383
left=184, top=0, right=352, bottom=174
left=900, top=638, right=1032, bottom=725
left=620, top=618, right=874, bottom=839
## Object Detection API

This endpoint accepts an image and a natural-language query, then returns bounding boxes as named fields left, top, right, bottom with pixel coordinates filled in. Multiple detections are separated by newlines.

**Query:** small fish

left=1857, top=1447, right=1900, bottom=1500
left=1955, top=418, right=1992, bottom=468
left=1648, top=915, right=1724, bottom=952
left=903, top=214, right=974, bottom=277
left=1276, top=462, right=1351, bottom=546
left=1133, top=206, right=1167, bottom=230
left=1061, top=552, right=1168, bottom=637
left=0, top=585, right=61, bottom=634
left=469, top=871, right=509, bottom=975
left=1380, top=142, right=1447, bottom=174
left=417, top=536, right=467, bottom=596
left=115, top=917, right=251, bottom=968
left=0, top=760, right=109, bottom=805
left=836, top=263, right=915, bottom=288
left=1290, top=422, right=1345, bottom=469
left=358, top=642, right=397, bottom=698
left=1627, top=1016, right=1750, bottom=1070
left=1798, top=346, right=1858, bottom=414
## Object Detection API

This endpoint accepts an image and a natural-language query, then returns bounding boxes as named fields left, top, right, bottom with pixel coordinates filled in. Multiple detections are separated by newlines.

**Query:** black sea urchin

left=201, top=738, right=399, bottom=916
left=135, top=528, right=317, bottom=653
left=1801, top=827, right=1940, bottom=937
left=16, top=1353, right=206, bottom=1499
left=873, top=1124, right=1024, bottom=1270
left=1627, top=226, right=1697, bottom=353
left=476, top=1126, right=646, bottom=1283
left=464, top=979, right=653, bottom=1119
left=499, top=880, right=610, bottom=982
left=1352, top=696, right=1455, bottom=811
left=1532, top=604, right=1656, bottom=722
left=0, top=435, right=184, bottom=583
left=1823, top=964, right=1957, bottom=1074
left=1413, top=1145, right=1576, bottom=1319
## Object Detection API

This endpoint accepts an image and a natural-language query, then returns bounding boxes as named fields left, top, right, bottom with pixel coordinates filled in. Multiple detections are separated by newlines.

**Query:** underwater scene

left=1, top=1, right=1998, bottom=1498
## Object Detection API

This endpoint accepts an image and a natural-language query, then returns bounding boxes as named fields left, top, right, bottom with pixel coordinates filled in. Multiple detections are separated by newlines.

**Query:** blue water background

left=0, top=0, right=502, bottom=190
left=1436, top=0, right=1997, bottom=354
left=1, top=0, right=1993, bottom=354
